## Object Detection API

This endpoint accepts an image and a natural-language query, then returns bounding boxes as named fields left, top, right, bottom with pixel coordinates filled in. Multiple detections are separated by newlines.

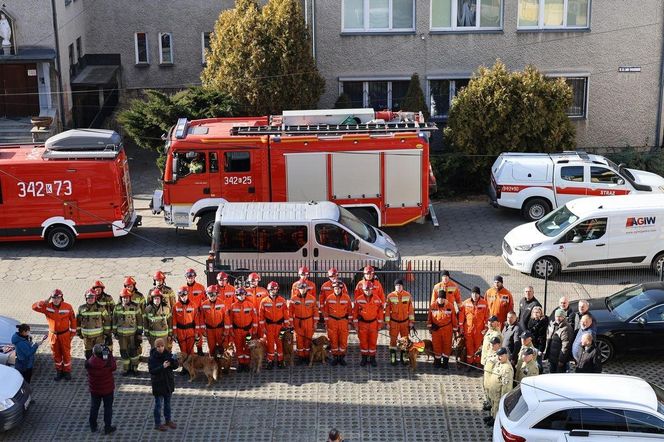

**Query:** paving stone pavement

left=2, top=144, right=663, bottom=440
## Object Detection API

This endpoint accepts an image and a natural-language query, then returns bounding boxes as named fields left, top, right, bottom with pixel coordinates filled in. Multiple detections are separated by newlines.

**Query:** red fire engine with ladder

left=151, top=108, right=438, bottom=242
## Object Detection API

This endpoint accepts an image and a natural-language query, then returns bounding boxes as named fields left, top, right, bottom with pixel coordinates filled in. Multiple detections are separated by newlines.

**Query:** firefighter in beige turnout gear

left=113, top=289, right=143, bottom=375
left=92, top=280, right=115, bottom=352
left=77, top=290, right=111, bottom=360
left=484, top=347, right=514, bottom=426
left=143, top=289, right=172, bottom=349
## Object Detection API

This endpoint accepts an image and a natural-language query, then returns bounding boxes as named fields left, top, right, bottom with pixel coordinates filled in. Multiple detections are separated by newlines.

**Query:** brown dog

left=217, top=342, right=235, bottom=375
left=280, top=329, right=294, bottom=367
left=309, top=335, right=330, bottom=367
left=177, top=352, right=218, bottom=386
left=397, top=337, right=435, bottom=371
left=247, top=337, right=266, bottom=374
left=452, top=333, right=467, bottom=366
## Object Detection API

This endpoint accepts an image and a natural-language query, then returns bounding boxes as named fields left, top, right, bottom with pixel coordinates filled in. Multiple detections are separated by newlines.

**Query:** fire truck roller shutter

left=285, top=153, right=327, bottom=202
left=384, top=150, right=422, bottom=209
left=331, top=153, right=380, bottom=200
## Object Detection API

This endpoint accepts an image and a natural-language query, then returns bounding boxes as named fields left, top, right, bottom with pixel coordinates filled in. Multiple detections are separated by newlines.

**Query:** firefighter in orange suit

left=430, top=270, right=462, bottom=311
left=323, top=281, right=353, bottom=366
left=184, top=268, right=206, bottom=354
left=459, top=286, right=489, bottom=368
left=259, top=281, right=290, bottom=369
left=215, top=272, right=236, bottom=311
left=172, top=286, right=199, bottom=360
left=32, top=289, right=77, bottom=381
left=428, top=290, right=458, bottom=370
left=385, top=279, right=414, bottom=366
left=228, top=287, right=257, bottom=372
left=353, top=281, right=384, bottom=367
left=199, top=285, right=230, bottom=359
left=485, top=275, right=513, bottom=328
left=320, top=268, right=349, bottom=309
left=354, top=266, right=385, bottom=305
left=290, top=266, right=317, bottom=300
left=289, top=282, right=318, bottom=364
left=246, top=272, right=269, bottom=310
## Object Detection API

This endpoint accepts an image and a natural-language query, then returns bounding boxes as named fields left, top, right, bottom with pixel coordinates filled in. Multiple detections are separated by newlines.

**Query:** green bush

left=605, top=149, right=664, bottom=178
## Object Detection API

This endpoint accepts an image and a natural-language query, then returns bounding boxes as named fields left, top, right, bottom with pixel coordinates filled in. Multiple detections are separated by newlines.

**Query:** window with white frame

left=159, top=32, right=173, bottom=64
left=201, top=32, right=212, bottom=65
left=431, top=0, right=502, bottom=30
left=428, top=78, right=470, bottom=118
left=340, top=80, right=411, bottom=111
left=563, top=77, right=588, bottom=118
left=518, top=0, right=590, bottom=29
left=343, top=0, right=415, bottom=32
left=134, top=32, right=149, bottom=64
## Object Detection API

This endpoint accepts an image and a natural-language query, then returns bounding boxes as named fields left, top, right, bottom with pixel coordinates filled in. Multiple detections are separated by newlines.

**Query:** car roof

left=215, top=201, right=340, bottom=224
left=570, top=282, right=664, bottom=306
left=521, top=374, right=658, bottom=412
left=565, top=194, right=664, bottom=218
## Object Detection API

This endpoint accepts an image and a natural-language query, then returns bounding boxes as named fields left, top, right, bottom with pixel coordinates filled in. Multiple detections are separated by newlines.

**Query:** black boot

left=400, top=351, right=408, bottom=366
left=63, top=372, right=72, bottom=381
left=433, top=358, right=442, bottom=368
left=338, top=355, right=347, bottom=366
left=277, top=361, right=285, bottom=369
left=482, top=400, right=491, bottom=411
left=330, top=355, right=338, bottom=366
left=370, top=356, right=377, bottom=367
left=360, top=355, right=368, bottom=367
left=442, top=357, right=450, bottom=370
left=390, top=349, right=397, bottom=366
left=54, top=370, right=63, bottom=381
left=266, top=360, right=274, bottom=370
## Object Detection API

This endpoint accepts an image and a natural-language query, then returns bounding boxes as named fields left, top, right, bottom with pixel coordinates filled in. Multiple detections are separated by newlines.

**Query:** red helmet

left=298, top=266, right=309, bottom=276
left=363, top=265, right=375, bottom=274
left=267, top=281, right=279, bottom=291
left=206, top=285, right=219, bottom=295
left=120, top=288, right=133, bottom=298
left=123, top=276, right=136, bottom=287
left=185, top=268, right=197, bottom=278
left=84, top=290, right=96, bottom=299
left=248, top=272, right=260, bottom=282
left=153, top=270, right=166, bottom=281
left=51, top=289, right=64, bottom=299
left=216, top=272, right=228, bottom=282
left=92, top=280, right=105, bottom=289
left=327, top=268, right=338, bottom=277
left=150, top=288, right=163, bottom=299
left=177, top=286, right=189, bottom=296
left=361, top=281, right=374, bottom=291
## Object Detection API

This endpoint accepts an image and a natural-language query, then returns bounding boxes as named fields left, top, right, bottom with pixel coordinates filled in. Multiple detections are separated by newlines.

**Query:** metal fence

left=205, top=257, right=664, bottom=321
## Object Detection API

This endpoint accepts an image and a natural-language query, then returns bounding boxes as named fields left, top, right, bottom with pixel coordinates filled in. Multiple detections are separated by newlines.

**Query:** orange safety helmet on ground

left=267, top=281, right=279, bottom=291
left=123, top=276, right=137, bottom=287
left=153, top=270, right=166, bottom=281
left=92, top=280, right=105, bottom=289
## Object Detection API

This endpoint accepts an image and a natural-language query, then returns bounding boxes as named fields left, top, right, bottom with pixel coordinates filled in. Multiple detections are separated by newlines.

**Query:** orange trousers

left=50, top=332, right=72, bottom=372
left=357, top=320, right=379, bottom=356
left=431, top=325, right=454, bottom=358
left=205, top=328, right=225, bottom=357
left=294, top=318, right=314, bottom=358
left=465, top=329, right=483, bottom=365
left=233, top=328, right=251, bottom=366
left=388, top=321, right=409, bottom=350
left=327, top=319, right=349, bottom=356
left=265, top=324, right=284, bottom=362
left=175, top=329, right=196, bottom=354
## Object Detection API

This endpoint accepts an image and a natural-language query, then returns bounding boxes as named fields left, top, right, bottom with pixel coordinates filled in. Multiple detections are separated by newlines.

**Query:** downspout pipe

left=655, top=9, right=664, bottom=148
left=311, top=0, right=316, bottom=60
left=51, top=0, right=66, bottom=130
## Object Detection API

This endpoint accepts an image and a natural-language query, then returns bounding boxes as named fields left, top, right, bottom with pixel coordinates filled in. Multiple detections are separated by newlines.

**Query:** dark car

left=570, top=282, right=664, bottom=363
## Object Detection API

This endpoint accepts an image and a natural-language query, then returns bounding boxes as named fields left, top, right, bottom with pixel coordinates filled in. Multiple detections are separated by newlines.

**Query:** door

left=554, top=165, right=587, bottom=206
left=169, top=150, right=210, bottom=203
left=313, top=222, right=361, bottom=269
left=216, top=150, right=260, bottom=202
left=0, top=63, right=39, bottom=117
left=626, top=304, right=664, bottom=352
left=587, top=165, right=631, bottom=196
left=556, top=218, right=608, bottom=269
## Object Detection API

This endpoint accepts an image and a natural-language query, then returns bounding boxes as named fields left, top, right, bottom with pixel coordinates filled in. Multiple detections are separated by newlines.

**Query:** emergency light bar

left=174, top=118, right=189, bottom=139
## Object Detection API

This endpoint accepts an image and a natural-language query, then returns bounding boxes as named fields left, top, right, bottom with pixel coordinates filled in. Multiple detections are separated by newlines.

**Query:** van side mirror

left=637, top=316, right=647, bottom=326
left=616, top=178, right=625, bottom=185
left=572, top=235, right=583, bottom=243
left=351, top=239, right=360, bottom=251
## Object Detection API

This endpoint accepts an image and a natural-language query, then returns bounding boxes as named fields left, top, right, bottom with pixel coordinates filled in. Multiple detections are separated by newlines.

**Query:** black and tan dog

left=397, top=336, right=435, bottom=371
left=452, top=332, right=467, bottom=367
left=309, top=335, right=330, bottom=367
left=217, top=342, right=235, bottom=375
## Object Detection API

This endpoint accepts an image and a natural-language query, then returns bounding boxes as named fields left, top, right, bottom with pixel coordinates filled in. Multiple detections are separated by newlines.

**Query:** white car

left=493, top=374, right=664, bottom=441
left=0, top=365, right=32, bottom=432
left=0, top=316, right=19, bottom=366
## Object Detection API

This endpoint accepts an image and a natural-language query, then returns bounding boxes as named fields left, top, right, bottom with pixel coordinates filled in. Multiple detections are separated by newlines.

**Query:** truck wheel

left=531, top=257, right=559, bottom=279
left=522, top=198, right=550, bottom=221
left=595, top=336, right=614, bottom=363
left=46, top=226, right=75, bottom=251
left=197, top=212, right=216, bottom=244
left=652, top=252, right=664, bottom=277
left=348, top=208, right=378, bottom=227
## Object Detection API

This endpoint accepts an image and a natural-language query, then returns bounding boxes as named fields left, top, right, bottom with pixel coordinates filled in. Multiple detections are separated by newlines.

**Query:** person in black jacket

left=575, top=333, right=602, bottom=373
left=502, top=312, right=521, bottom=366
left=517, top=287, right=541, bottom=331
left=544, top=309, right=573, bottom=373
left=527, top=306, right=549, bottom=367
left=148, top=338, right=179, bottom=431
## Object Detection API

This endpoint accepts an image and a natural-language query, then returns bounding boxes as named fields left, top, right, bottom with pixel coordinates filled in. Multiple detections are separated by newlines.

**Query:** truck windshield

left=338, top=207, right=376, bottom=243
left=535, top=205, right=579, bottom=237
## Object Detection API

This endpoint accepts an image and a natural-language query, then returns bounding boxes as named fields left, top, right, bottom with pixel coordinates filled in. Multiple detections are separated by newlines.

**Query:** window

left=315, top=224, right=354, bottom=251
left=340, top=80, right=410, bottom=111
left=216, top=226, right=259, bottom=252
left=159, top=32, right=173, bottom=64
left=518, top=0, right=590, bottom=29
left=535, top=408, right=627, bottom=432
left=224, top=152, right=251, bottom=173
left=176, top=152, right=206, bottom=177
left=431, top=0, right=502, bottom=30
left=75, top=37, right=82, bottom=60
left=343, top=0, right=415, bottom=32
left=565, top=77, right=588, bottom=117
left=134, top=32, right=149, bottom=64
left=560, top=166, right=584, bottom=182
left=641, top=305, right=664, bottom=323
left=429, top=79, right=470, bottom=118
left=504, top=388, right=529, bottom=422
left=68, top=43, right=75, bottom=69
left=625, top=410, right=664, bottom=434
left=590, top=166, right=621, bottom=184
left=209, top=152, right=219, bottom=173
left=215, top=225, right=308, bottom=253
left=570, top=218, right=607, bottom=241
left=201, top=32, right=211, bottom=65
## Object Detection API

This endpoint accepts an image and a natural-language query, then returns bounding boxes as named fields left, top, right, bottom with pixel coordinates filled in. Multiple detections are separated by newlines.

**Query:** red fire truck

left=0, top=129, right=140, bottom=250
left=151, top=108, right=437, bottom=242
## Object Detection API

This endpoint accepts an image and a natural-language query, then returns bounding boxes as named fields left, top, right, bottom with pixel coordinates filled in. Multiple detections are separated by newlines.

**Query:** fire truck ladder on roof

left=230, top=121, right=438, bottom=136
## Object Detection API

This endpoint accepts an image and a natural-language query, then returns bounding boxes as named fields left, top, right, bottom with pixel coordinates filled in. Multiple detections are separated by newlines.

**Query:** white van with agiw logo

left=502, top=194, right=664, bottom=278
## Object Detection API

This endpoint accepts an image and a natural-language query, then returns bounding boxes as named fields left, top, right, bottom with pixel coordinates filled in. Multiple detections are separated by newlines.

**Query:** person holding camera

left=12, top=323, right=45, bottom=383
left=85, top=343, right=117, bottom=434
left=148, top=337, right=179, bottom=431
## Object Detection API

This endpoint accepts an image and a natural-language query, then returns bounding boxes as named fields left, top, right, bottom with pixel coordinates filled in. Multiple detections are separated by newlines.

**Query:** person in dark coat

left=575, top=333, right=602, bottom=373
left=572, top=299, right=597, bottom=339
left=549, top=296, right=574, bottom=324
left=148, top=337, right=179, bottom=431
left=85, top=343, right=116, bottom=434
left=527, top=306, right=549, bottom=361
left=11, top=324, right=42, bottom=383
left=544, top=308, right=573, bottom=373
left=517, top=286, right=541, bottom=331
left=502, top=312, right=521, bottom=366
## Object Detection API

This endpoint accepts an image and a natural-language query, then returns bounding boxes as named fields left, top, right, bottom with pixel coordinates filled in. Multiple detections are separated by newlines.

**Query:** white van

left=210, top=201, right=399, bottom=270
left=502, top=194, right=664, bottom=278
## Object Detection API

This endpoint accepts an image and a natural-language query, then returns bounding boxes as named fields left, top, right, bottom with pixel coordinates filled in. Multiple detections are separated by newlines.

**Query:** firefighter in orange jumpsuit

left=354, top=266, right=385, bottom=305
left=246, top=272, right=269, bottom=310
left=320, top=268, right=349, bottom=309
left=428, top=290, right=459, bottom=370
left=259, top=281, right=291, bottom=369
left=32, top=289, right=77, bottom=381
left=430, top=270, right=462, bottom=311
left=151, top=270, right=176, bottom=310
left=228, top=287, right=257, bottom=372
left=290, top=282, right=318, bottom=364
left=200, top=285, right=230, bottom=359
left=385, top=279, right=415, bottom=366
left=485, top=275, right=513, bottom=328
left=459, top=286, right=489, bottom=368
left=184, top=268, right=206, bottom=354
left=323, top=281, right=353, bottom=366
left=290, top=266, right=317, bottom=299
left=215, top=272, right=236, bottom=311
left=172, top=286, right=199, bottom=368
left=353, top=281, right=384, bottom=367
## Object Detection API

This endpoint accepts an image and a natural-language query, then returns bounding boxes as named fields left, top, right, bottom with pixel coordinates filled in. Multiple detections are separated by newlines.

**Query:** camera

left=101, top=345, right=110, bottom=360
